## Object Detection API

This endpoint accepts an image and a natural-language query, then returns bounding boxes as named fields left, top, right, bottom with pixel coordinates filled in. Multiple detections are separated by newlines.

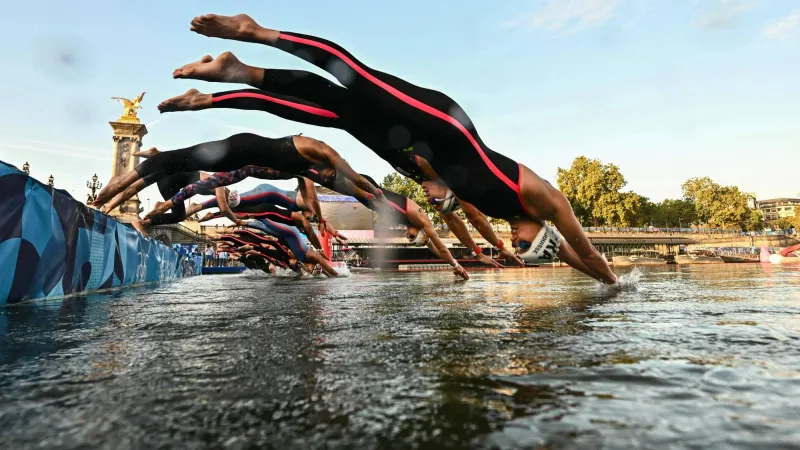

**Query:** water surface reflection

left=1, top=265, right=798, bottom=448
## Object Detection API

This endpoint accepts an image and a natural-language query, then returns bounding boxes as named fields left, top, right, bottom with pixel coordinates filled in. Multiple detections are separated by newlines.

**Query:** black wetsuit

left=212, top=79, right=428, bottom=183
left=147, top=171, right=201, bottom=226
left=210, top=31, right=529, bottom=220
left=133, top=134, right=316, bottom=190
left=358, top=174, right=412, bottom=226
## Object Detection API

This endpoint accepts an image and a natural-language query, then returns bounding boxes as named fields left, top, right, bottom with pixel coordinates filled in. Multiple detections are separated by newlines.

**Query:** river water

left=0, top=265, right=798, bottom=449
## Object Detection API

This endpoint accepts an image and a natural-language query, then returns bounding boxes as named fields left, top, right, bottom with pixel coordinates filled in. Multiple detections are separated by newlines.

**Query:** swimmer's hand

left=499, top=247, right=525, bottom=267
left=334, top=233, right=348, bottom=243
left=235, top=218, right=252, bottom=227
left=317, top=218, right=329, bottom=235
left=477, top=252, right=504, bottom=268
left=453, top=264, right=469, bottom=280
left=199, top=212, right=215, bottom=223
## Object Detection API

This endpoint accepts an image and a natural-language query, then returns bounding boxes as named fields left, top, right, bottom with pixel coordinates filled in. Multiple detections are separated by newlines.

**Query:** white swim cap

left=517, top=224, right=562, bottom=262
left=435, top=189, right=460, bottom=213
left=227, top=189, right=241, bottom=208
left=413, top=230, right=430, bottom=246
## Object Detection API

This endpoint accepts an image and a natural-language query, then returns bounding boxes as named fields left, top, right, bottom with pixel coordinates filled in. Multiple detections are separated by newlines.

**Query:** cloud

left=505, top=0, right=623, bottom=34
left=763, top=10, right=800, bottom=39
left=692, top=0, right=755, bottom=29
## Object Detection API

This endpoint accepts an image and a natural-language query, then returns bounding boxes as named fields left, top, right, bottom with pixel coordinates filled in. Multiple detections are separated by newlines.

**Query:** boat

left=720, top=254, right=760, bottom=263
left=612, top=249, right=667, bottom=266
left=675, top=249, right=723, bottom=264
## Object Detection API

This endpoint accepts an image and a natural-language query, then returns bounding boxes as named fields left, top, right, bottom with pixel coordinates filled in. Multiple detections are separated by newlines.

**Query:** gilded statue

left=111, top=92, right=146, bottom=120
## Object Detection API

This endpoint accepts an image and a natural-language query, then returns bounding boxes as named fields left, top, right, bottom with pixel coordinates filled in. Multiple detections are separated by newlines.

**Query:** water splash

left=602, top=268, right=642, bottom=292
left=332, top=262, right=352, bottom=278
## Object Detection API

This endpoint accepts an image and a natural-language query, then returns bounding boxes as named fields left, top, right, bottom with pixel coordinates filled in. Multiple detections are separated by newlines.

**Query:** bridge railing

left=581, top=227, right=795, bottom=236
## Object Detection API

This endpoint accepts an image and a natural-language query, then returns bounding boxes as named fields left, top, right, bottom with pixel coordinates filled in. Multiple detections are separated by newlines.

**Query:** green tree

left=381, top=172, right=443, bottom=224
left=634, top=196, right=658, bottom=227
left=681, top=177, right=759, bottom=230
left=556, top=156, right=640, bottom=226
left=658, top=198, right=697, bottom=228
left=745, top=208, right=765, bottom=232
left=792, top=209, right=800, bottom=230
left=773, top=217, right=794, bottom=230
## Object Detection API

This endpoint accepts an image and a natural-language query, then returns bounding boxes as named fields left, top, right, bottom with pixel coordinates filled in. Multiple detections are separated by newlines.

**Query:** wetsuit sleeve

left=170, top=170, right=246, bottom=205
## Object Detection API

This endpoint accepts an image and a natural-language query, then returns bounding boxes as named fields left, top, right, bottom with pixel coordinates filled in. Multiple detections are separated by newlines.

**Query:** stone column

left=108, top=120, right=148, bottom=223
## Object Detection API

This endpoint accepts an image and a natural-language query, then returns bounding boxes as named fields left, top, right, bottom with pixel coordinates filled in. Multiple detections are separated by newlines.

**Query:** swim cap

left=413, top=230, right=430, bottom=246
left=227, top=189, right=241, bottom=208
left=435, top=189, right=460, bottom=213
left=517, top=224, right=561, bottom=262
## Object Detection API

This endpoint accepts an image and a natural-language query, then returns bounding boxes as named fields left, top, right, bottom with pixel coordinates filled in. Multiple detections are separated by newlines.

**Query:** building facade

left=757, top=198, right=799, bottom=222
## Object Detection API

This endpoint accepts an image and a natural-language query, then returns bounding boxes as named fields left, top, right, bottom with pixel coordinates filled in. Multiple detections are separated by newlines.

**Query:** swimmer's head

left=422, top=181, right=460, bottom=213
left=511, top=220, right=561, bottom=262
left=226, top=189, right=241, bottom=208
left=406, top=226, right=429, bottom=246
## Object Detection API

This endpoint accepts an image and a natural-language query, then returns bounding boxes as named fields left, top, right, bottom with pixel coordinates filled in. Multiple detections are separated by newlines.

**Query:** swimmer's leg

left=159, top=88, right=341, bottom=129
left=189, top=14, right=464, bottom=131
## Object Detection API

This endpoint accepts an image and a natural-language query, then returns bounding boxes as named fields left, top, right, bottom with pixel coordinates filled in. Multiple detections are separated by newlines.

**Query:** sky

left=0, top=0, right=798, bottom=212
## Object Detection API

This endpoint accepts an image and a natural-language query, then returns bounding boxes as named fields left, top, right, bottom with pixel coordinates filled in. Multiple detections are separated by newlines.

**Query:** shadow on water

left=0, top=265, right=799, bottom=448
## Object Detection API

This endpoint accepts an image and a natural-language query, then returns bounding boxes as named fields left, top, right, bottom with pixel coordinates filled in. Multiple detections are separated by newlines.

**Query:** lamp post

left=48, top=175, right=54, bottom=187
left=22, top=162, right=30, bottom=175
left=86, top=173, right=103, bottom=205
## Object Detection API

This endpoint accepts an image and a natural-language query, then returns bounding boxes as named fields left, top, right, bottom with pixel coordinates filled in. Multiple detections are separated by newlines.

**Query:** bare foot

left=172, top=52, right=251, bottom=85
left=131, top=220, right=149, bottom=237
left=185, top=202, right=203, bottom=216
left=146, top=200, right=173, bottom=218
left=93, top=180, right=122, bottom=206
left=190, top=14, right=262, bottom=42
left=132, top=147, right=160, bottom=158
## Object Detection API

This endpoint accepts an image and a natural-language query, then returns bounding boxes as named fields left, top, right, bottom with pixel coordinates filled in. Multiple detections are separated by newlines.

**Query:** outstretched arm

left=549, top=194, right=617, bottom=284
left=297, top=177, right=324, bottom=219
left=306, top=250, right=339, bottom=277
left=440, top=211, right=503, bottom=268
left=555, top=240, right=605, bottom=282
left=295, top=212, right=324, bottom=251
left=412, top=209, right=469, bottom=280
left=460, top=200, right=524, bottom=266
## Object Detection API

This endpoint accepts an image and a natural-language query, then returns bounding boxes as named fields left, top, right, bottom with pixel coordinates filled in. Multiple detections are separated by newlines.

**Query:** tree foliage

left=681, top=177, right=762, bottom=230
left=556, top=156, right=641, bottom=226
left=773, top=217, right=794, bottom=230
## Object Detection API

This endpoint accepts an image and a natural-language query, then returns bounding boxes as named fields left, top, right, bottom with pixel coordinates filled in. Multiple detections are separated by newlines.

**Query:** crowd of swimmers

left=93, top=13, right=619, bottom=284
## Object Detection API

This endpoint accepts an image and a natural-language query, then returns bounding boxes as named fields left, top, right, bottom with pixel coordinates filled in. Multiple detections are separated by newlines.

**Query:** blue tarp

left=0, top=161, right=200, bottom=305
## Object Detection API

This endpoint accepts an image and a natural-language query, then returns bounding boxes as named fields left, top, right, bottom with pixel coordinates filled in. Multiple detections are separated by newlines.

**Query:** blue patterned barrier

left=0, top=161, right=200, bottom=305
